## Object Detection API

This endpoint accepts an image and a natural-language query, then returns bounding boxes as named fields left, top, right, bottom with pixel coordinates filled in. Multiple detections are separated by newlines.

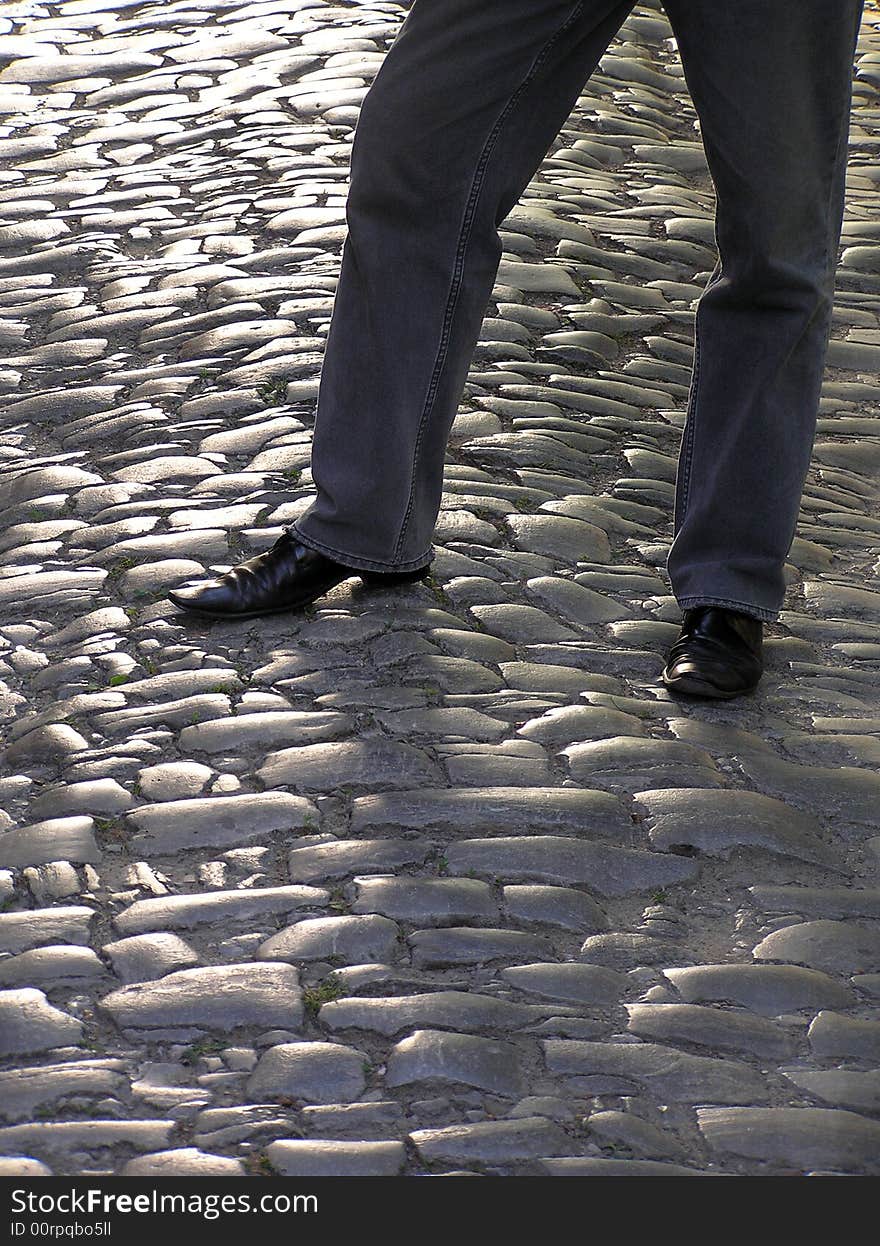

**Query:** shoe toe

left=662, top=652, right=758, bottom=697
left=167, top=580, right=228, bottom=611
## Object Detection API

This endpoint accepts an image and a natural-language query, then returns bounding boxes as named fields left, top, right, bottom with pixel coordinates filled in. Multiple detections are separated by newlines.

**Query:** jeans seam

left=392, top=0, right=586, bottom=561
left=675, top=260, right=722, bottom=527
left=676, top=326, right=700, bottom=521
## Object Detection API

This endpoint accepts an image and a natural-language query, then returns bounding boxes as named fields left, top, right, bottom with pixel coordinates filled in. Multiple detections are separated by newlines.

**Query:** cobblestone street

left=2, top=0, right=880, bottom=1177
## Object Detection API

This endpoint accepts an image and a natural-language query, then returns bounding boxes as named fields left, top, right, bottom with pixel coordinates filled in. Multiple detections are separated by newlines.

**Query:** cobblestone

left=0, top=0, right=878, bottom=1178
left=248, top=1041, right=368, bottom=1104
left=386, top=1029, right=525, bottom=1097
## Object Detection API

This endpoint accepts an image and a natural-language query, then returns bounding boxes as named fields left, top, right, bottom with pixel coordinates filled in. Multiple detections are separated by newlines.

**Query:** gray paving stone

left=585, top=1109, right=690, bottom=1161
left=301, top=1101, right=404, bottom=1139
left=27, top=780, right=133, bottom=820
left=179, top=710, right=353, bottom=752
left=539, top=1157, right=708, bottom=1175
left=102, top=934, right=200, bottom=984
left=119, top=670, right=243, bottom=704
left=803, top=578, right=880, bottom=620
left=410, top=1116, right=569, bottom=1165
left=5, top=723, right=90, bottom=765
left=410, top=927, right=553, bottom=967
left=100, top=964, right=302, bottom=1034
left=502, top=885, right=609, bottom=932
left=267, top=1140, right=406, bottom=1176
left=23, top=863, right=80, bottom=904
left=0, top=989, right=83, bottom=1055
left=258, top=738, right=442, bottom=790
left=0, top=1121, right=175, bottom=1160
left=114, top=886, right=328, bottom=934
left=626, top=1003, right=796, bottom=1059
left=752, top=920, right=880, bottom=975
left=750, top=886, right=880, bottom=920
left=122, top=1149, right=246, bottom=1176
left=781, top=1068, right=880, bottom=1113
left=524, top=575, right=632, bottom=625
left=446, top=835, right=698, bottom=896
left=636, top=788, right=836, bottom=866
left=351, top=877, right=498, bottom=925
left=136, top=762, right=213, bottom=802
left=0, top=907, right=95, bottom=955
left=320, top=991, right=534, bottom=1036
left=0, top=946, right=105, bottom=989
left=564, top=737, right=721, bottom=788
left=439, top=740, right=553, bottom=786
left=499, top=661, right=620, bottom=694
left=287, top=838, right=429, bottom=883
left=386, top=1029, right=525, bottom=1096
left=664, top=964, right=855, bottom=1016
left=126, top=792, right=318, bottom=852
left=258, top=915, right=401, bottom=964
left=517, top=703, right=647, bottom=749
left=375, top=705, right=509, bottom=741
left=188, top=1104, right=299, bottom=1150
left=579, top=932, right=687, bottom=969
left=428, top=626, right=516, bottom=663
left=544, top=1040, right=768, bottom=1104
left=808, top=1010, right=880, bottom=1060
left=854, top=972, right=880, bottom=998
left=249, top=1042, right=367, bottom=1104
left=121, top=559, right=214, bottom=600
left=469, top=603, right=579, bottom=642
left=735, top=751, right=880, bottom=827
left=0, top=1062, right=127, bottom=1123
left=91, top=694, right=232, bottom=737
left=0, top=1159, right=53, bottom=1176
left=350, top=787, right=627, bottom=836
left=507, top=513, right=610, bottom=562
left=507, top=1095, right=578, bottom=1121
left=502, top=962, right=624, bottom=1005
left=697, top=1107, right=880, bottom=1174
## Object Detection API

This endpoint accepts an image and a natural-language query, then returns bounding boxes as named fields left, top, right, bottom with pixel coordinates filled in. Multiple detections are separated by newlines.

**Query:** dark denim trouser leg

left=664, top=0, right=864, bottom=623
left=289, top=0, right=635, bottom=571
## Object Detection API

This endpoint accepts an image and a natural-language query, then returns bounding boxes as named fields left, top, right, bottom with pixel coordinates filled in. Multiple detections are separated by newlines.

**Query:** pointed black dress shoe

left=661, top=606, right=764, bottom=699
left=167, top=533, right=430, bottom=620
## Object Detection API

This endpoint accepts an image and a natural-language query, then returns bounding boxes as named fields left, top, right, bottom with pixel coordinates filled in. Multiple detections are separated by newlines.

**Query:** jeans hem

left=677, top=595, right=777, bottom=624
left=285, top=521, right=434, bottom=574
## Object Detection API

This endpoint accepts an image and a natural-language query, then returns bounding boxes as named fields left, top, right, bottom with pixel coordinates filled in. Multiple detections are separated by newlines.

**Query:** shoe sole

left=660, top=670, right=759, bottom=700
left=167, top=567, right=430, bottom=620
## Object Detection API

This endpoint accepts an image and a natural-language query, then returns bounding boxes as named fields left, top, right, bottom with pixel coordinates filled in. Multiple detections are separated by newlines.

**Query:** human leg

left=289, top=0, right=636, bottom=572
left=663, top=0, right=864, bottom=622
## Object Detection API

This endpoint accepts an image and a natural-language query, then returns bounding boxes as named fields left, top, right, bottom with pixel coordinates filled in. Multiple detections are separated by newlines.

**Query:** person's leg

left=289, top=0, right=636, bottom=572
left=663, top=0, right=864, bottom=622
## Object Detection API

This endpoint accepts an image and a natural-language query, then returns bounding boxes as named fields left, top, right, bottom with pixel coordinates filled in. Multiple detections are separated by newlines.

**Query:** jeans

left=288, top=0, right=864, bottom=623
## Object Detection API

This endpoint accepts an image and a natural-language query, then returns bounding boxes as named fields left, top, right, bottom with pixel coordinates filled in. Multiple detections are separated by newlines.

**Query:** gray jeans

left=288, top=0, right=864, bottom=622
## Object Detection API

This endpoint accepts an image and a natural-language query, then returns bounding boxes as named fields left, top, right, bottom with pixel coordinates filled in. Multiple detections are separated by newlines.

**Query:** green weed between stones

left=255, top=377, right=291, bottom=406
left=247, top=1153, right=274, bottom=1177
left=302, top=976, right=345, bottom=1016
left=105, top=556, right=136, bottom=582
left=93, top=817, right=126, bottom=843
left=180, top=1037, right=226, bottom=1066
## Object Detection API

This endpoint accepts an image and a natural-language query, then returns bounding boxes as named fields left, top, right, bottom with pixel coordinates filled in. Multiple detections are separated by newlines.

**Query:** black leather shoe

left=167, top=533, right=430, bottom=620
left=661, top=606, right=764, bottom=699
